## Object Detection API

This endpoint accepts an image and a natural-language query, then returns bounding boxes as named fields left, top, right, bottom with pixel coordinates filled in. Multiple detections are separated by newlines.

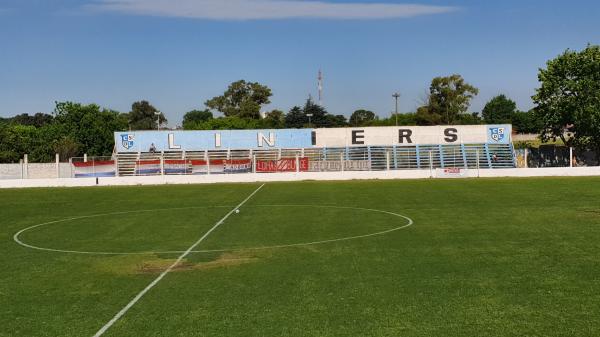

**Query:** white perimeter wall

left=0, top=163, right=72, bottom=180
left=1, top=167, right=599, bottom=189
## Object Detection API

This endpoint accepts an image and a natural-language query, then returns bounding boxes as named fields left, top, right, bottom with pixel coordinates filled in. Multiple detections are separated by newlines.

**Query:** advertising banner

left=190, top=159, right=252, bottom=175
left=435, top=168, right=468, bottom=178
left=256, top=158, right=309, bottom=172
left=136, top=159, right=252, bottom=175
left=309, top=160, right=371, bottom=172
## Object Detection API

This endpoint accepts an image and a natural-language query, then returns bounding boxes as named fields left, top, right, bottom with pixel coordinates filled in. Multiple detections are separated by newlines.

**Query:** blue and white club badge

left=121, top=134, right=135, bottom=150
left=489, top=127, right=506, bottom=142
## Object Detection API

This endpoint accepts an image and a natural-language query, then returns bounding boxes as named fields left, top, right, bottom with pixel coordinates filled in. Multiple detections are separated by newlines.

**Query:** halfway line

left=92, top=183, right=265, bottom=337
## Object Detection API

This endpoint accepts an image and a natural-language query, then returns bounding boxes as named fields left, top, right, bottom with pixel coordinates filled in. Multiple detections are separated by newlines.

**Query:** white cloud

left=87, top=0, right=456, bottom=20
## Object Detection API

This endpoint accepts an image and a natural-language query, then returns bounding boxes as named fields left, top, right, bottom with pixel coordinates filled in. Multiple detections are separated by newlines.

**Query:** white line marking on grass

left=14, top=205, right=414, bottom=255
left=13, top=206, right=234, bottom=255
left=91, top=183, right=265, bottom=337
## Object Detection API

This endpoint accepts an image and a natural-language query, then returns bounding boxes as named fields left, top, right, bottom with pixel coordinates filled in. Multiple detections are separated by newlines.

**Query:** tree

left=182, top=109, right=213, bottom=130
left=11, top=113, right=54, bottom=127
left=511, top=110, right=542, bottom=134
left=533, top=45, right=600, bottom=158
left=0, top=124, right=37, bottom=163
left=261, top=109, right=285, bottom=129
left=482, top=95, right=517, bottom=124
left=323, top=114, right=348, bottom=127
left=284, top=106, right=306, bottom=128
left=53, top=136, right=81, bottom=162
left=205, top=80, right=272, bottom=119
left=425, top=74, right=479, bottom=124
left=349, top=109, right=376, bottom=127
left=54, top=102, right=128, bottom=157
left=303, top=98, right=329, bottom=127
left=185, top=117, right=261, bottom=130
left=128, top=101, right=167, bottom=130
left=415, top=106, right=441, bottom=126
left=454, top=112, right=483, bottom=125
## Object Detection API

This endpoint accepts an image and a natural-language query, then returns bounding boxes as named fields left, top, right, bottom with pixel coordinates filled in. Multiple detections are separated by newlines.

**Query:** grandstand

left=89, top=125, right=516, bottom=178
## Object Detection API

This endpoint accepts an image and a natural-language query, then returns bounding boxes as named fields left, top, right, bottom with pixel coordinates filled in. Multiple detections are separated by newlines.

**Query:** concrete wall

left=0, top=163, right=72, bottom=180
left=1, top=167, right=599, bottom=189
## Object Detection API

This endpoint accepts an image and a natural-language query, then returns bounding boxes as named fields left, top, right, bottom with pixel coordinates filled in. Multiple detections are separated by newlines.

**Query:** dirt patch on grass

left=581, top=209, right=600, bottom=215
left=137, top=252, right=259, bottom=274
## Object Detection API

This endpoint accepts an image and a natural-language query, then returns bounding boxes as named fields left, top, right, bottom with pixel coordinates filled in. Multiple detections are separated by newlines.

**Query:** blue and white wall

left=114, top=125, right=512, bottom=153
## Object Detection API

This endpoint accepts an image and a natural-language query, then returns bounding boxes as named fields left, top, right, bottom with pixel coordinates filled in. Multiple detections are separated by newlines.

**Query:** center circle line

left=13, top=204, right=414, bottom=256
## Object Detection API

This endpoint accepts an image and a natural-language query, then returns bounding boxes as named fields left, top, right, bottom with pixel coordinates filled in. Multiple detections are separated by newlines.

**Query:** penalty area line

left=92, top=183, right=265, bottom=337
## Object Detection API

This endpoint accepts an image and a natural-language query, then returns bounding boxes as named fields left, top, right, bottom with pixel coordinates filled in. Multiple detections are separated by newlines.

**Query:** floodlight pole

left=155, top=111, right=161, bottom=131
left=392, top=93, right=400, bottom=126
left=307, top=113, right=314, bottom=128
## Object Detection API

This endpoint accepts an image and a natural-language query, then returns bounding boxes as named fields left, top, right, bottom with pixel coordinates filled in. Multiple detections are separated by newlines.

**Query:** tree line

left=180, top=77, right=541, bottom=132
left=1, top=44, right=599, bottom=162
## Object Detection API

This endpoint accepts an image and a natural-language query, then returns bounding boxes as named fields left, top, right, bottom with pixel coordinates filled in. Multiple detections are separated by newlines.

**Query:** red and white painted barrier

left=73, top=160, right=116, bottom=178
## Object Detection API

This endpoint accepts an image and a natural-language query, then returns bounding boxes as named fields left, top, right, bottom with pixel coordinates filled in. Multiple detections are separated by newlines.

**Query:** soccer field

left=2, top=178, right=600, bottom=337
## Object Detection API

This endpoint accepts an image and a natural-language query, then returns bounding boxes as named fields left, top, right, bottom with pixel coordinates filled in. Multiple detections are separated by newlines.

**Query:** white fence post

left=84, top=153, right=87, bottom=163
left=205, top=150, right=210, bottom=175
left=252, top=155, right=256, bottom=173
left=340, top=153, right=344, bottom=172
left=296, top=154, right=300, bottom=173
left=570, top=147, right=574, bottom=167
left=160, top=151, right=165, bottom=175
left=524, top=149, right=528, bottom=168
left=23, top=154, right=28, bottom=179
left=386, top=151, right=390, bottom=171
left=476, top=149, right=481, bottom=178
left=114, top=154, right=119, bottom=177
left=428, top=151, right=433, bottom=178
left=55, top=153, right=60, bottom=178
left=20, top=159, right=24, bottom=179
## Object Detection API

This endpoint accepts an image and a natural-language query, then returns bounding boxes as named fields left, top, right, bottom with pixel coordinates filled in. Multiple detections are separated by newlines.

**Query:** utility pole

left=392, top=92, right=400, bottom=126
left=318, top=69, right=323, bottom=106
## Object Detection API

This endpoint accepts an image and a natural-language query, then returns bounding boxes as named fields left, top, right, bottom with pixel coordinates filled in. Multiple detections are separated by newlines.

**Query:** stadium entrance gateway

left=75, top=125, right=515, bottom=177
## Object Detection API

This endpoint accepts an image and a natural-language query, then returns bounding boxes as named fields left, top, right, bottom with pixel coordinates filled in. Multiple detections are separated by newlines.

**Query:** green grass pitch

left=1, top=178, right=600, bottom=337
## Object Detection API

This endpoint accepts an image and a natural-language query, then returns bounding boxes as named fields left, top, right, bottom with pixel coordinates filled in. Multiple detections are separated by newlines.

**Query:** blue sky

left=1, top=0, right=599, bottom=126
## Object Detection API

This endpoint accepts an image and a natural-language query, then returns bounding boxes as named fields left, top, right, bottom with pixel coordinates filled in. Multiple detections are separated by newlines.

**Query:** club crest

left=121, top=134, right=135, bottom=150
left=489, top=127, right=506, bottom=142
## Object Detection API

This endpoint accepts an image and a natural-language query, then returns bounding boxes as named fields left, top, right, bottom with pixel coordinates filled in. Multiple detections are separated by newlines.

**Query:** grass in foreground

left=1, top=177, right=600, bottom=337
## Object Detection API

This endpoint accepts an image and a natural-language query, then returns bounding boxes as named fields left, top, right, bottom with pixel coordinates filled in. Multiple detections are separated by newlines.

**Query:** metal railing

left=112, top=143, right=515, bottom=177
